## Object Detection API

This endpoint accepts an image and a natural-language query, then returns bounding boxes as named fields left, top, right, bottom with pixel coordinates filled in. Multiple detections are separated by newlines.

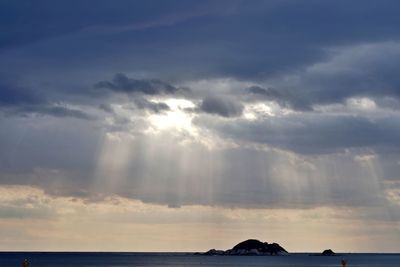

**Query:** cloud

left=98, top=103, right=114, bottom=113
left=94, top=73, right=185, bottom=95
left=3, top=1, right=400, bottom=84
left=17, top=105, right=94, bottom=120
left=195, top=113, right=400, bottom=155
left=133, top=97, right=170, bottom=113
left=0, top=82, right=43, bottom=107
left=0, top=132, right=392, bottom=210
left=199, top=96, right=243, bottom=117
left=0, top=0, right=221, bottom=51
left=0, top=81, right=93, bottom=120
left=250, top=42, right=400, bottom=109
left=246, top=86, right=312, bottom=111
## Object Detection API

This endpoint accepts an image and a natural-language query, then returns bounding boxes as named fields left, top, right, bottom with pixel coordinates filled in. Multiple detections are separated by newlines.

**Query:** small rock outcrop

left=201, top=239, right=288, bottom=256
left=203, top=249, right=225, bottom=255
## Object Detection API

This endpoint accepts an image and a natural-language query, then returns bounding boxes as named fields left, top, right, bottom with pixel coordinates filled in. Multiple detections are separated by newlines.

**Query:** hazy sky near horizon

left=0, top=0, right=400, bottom=252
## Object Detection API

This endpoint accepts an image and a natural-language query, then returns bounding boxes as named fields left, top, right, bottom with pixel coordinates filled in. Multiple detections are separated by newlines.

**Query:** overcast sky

left=0, top=0, right=399, bottom=252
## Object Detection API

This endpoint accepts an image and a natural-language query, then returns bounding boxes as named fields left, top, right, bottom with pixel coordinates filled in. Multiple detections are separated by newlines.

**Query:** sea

left=1, top=252, right=399, bottom=267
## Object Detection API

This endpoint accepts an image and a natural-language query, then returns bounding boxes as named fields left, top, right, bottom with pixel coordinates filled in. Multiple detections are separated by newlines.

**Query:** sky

left=0, top=0, right=400, bottom=252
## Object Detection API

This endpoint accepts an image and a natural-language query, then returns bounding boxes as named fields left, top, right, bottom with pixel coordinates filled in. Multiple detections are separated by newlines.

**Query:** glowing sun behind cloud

left=148, top=98, right=196, bottom=133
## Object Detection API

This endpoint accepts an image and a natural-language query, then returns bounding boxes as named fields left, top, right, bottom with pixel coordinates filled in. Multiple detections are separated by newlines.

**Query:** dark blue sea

left=1, top=252, right=399, bottom=267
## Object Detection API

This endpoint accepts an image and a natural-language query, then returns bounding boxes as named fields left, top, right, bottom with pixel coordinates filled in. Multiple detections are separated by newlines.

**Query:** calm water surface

left=1, top=252, right=399, bottom=267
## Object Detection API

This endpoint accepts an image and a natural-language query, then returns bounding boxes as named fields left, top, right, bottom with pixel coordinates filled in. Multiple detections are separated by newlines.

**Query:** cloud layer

left=0, top=0, right=400, bottom=251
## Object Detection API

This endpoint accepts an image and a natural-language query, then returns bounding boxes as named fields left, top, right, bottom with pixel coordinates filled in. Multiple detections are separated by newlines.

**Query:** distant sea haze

left=1, top=252, right=400, bottom=267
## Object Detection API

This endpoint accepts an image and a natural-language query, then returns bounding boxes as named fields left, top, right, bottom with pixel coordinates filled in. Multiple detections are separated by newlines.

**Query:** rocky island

left=201, top=239, right=288, bottom=256
left=309, top=249, right=337, bottom=256
left=321, top=249, right=336, bottom=256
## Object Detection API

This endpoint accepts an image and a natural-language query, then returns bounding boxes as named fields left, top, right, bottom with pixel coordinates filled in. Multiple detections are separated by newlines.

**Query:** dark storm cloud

left=0, top=82, right=43, bottom=107
left=0, top=81, right=93, bottom=120
left=0, top=0, right=220, bottom=50
left=2, top=1, right=400, bottom=81
left=0, top=0, right=398, bottom=126
left=242, top=42, right=400, bottom=109
left=98, top=103, right=114, bottom=113
left=200, top=96, right=244, bottom=117
left=133, top=98, right=170, bottom=113
left=195, top=114, right=400, bottom=155
left=94, top=73, right=184, bottom=95
left=291, top=44, right=400, bottom=106
left=246, top=86, right=312, bottom=111
left=16, top=105, right=94, bottom=120
left=1, top=1, right=400, bottom=114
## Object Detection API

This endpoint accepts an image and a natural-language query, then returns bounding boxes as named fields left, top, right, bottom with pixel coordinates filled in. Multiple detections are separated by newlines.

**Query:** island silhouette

left=201, top=239, right=288, bottom=256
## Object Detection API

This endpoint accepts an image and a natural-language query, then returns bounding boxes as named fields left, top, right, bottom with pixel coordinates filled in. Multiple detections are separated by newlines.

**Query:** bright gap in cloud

left=243, top=103, right=275, bottom=120
left=148, top=98, right=196, bottom=133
